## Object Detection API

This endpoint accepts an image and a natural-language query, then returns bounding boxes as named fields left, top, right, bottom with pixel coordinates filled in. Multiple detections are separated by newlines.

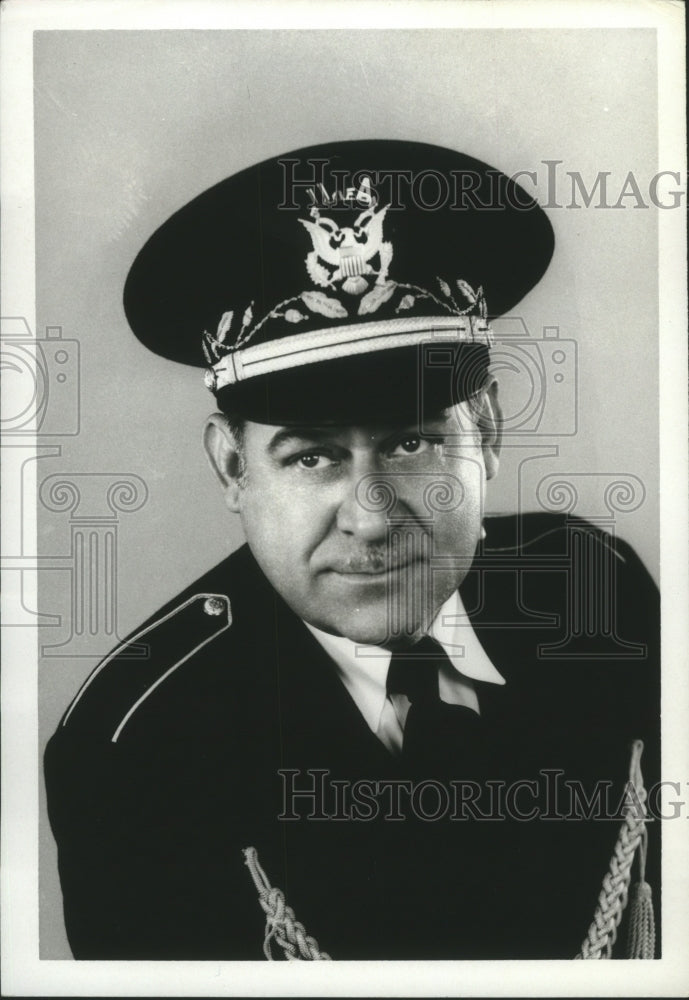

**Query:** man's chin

left=307, top=580, right=445, bottom=646
left=325, top=613, right=428, bottom=649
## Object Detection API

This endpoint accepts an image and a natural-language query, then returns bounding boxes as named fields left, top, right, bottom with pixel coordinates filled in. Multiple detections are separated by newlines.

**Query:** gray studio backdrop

left=33, top=29, right=659, bottom=957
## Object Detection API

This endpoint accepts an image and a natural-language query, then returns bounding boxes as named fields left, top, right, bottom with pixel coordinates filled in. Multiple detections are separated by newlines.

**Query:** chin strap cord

left=576, top=739, right=655, bottom=959
left=242, top=846, right=331, bottom=961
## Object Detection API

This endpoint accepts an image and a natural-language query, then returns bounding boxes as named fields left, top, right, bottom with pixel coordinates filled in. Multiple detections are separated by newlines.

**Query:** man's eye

left=390, top=435, right=444, bottom=457
left=392, top=436, right=426, bottom=455
left=295, top=452, right=333, bottom=469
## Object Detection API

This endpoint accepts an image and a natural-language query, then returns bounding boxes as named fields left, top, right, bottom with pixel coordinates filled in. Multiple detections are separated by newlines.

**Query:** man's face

left=209, top=396, right=499, bottom=647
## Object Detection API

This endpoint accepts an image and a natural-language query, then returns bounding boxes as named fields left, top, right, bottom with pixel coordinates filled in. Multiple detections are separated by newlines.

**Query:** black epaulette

left=59, top=591, right=232, bottom=743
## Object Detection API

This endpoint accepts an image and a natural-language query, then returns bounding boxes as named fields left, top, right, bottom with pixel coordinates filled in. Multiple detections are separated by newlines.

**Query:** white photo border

left=1, top=0, right=687, bottom=996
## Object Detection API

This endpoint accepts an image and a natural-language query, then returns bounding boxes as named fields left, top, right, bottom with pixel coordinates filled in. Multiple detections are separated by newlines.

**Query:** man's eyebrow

left=266, top=417, right=454, bottom=454
left=266, top=427, right=338, bottom=453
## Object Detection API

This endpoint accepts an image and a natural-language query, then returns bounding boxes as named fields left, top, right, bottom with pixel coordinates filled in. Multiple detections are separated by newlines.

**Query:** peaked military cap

left=124, top=139, right=554, bottom=423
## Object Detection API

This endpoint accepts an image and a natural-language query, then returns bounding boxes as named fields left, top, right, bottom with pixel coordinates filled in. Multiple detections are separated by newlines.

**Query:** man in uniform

left=45, top=140, right=660, bottom=961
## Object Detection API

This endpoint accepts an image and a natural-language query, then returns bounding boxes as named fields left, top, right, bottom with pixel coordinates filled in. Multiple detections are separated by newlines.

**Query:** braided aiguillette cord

left=576, top=739, right=655, bottom=959
left=243, top=740, right=654, bottom=961
left=242, top=846, right=331, bottom=960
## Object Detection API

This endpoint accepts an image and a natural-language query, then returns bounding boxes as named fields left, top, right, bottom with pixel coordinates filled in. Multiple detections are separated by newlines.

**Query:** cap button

left=203, top=596, right=225, bottom=617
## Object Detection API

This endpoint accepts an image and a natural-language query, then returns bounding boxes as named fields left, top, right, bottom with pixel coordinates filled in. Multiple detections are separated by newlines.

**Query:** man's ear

left=203, top=413, right=244, bottom=513
left=476, top=378, right=503, bottom=480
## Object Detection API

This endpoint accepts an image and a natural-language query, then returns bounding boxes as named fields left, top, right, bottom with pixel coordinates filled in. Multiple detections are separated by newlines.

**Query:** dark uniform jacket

left=44, top=513, right=660, bottom=960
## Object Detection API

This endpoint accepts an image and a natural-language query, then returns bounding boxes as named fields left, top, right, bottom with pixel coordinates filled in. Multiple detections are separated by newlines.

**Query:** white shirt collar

left=427, top=588, right=506, bottom=685
left=304, top=590, right=505, bottom=736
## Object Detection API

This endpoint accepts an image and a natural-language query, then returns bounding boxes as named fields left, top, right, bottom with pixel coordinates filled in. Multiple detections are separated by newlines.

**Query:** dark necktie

left=386, top=635, right=484, bottom=774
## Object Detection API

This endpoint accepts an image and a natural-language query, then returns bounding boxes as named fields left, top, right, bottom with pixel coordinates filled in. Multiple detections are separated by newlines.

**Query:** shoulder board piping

left=62, top=593, right=231, bottom=728
left=111, top=606, right=231, bottom=743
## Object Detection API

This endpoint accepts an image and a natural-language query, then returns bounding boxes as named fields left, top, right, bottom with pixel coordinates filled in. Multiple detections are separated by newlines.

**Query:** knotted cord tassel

left=627, top=880, right=655, bottom=959
left=626, top=817, right=656, bottom=958
left=242, top=846, right=331, bottom=961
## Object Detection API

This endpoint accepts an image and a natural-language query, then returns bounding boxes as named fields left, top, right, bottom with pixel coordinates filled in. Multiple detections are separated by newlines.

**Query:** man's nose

left=335, top=470, right=392, bottom=542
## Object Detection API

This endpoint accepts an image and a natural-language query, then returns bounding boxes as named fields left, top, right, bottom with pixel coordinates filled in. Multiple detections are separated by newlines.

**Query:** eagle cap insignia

left=299, top=184, right=393, bottom=296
